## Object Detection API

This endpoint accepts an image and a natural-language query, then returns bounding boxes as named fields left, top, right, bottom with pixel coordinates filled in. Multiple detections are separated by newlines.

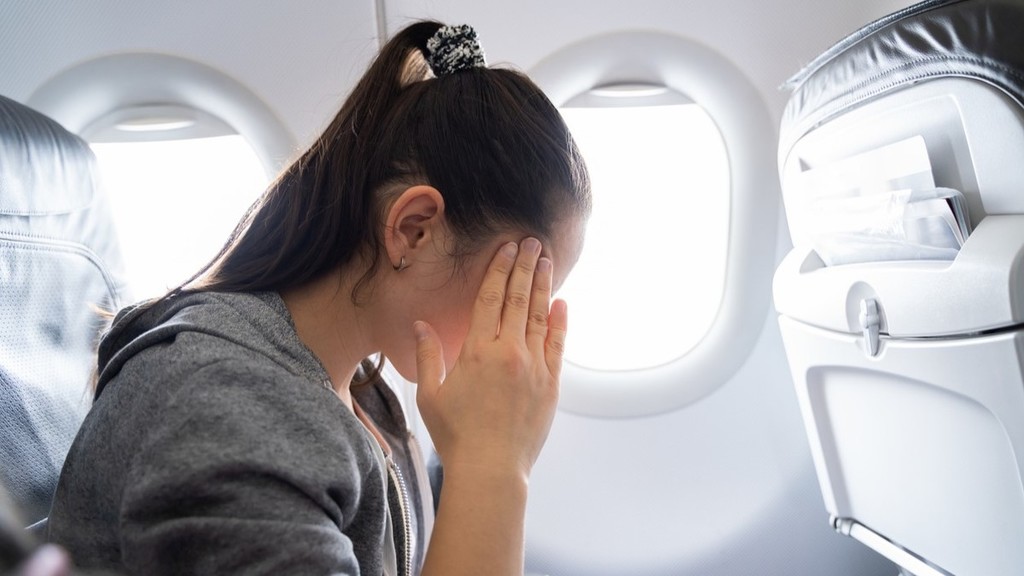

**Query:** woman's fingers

left=468, top=242, right=519, bottom=340
left=499, top=237, right=542, bottom=340
left=467, top=238, right=545, bottom=342
left=545, top=298, right=568, bottom=381
left=418, top=238, right=566, bottom=483
left=525, top=257, right=553, bottom=351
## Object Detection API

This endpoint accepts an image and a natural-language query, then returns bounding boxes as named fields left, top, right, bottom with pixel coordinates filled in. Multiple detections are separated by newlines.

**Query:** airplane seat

left=773, top=1, right=1024, bottom=575
left=0, top=94, right=127, bottom=528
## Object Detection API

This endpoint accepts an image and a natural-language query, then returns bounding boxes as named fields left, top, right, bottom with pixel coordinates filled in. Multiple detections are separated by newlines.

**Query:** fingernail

left=413, top=321, right=429, bottom=342
left=537, top=257, right=552, bottom=273
left=501, top=242, right=518, bottom=258
left=522, top=237, right=541, bottom=254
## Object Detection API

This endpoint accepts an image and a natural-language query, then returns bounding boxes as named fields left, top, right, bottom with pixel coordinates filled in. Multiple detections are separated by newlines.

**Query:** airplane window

left=27, top=54, right=293, bottom=301
left=531, top=32, right=778, bottom=417
left=558, top=89, right=729, bottom=370
left=87, top=106, right=268, bottom=299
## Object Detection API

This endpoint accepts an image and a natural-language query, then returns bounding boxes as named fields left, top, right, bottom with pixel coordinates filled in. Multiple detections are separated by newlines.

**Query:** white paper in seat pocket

left=806, top=187, right=971, bottom=266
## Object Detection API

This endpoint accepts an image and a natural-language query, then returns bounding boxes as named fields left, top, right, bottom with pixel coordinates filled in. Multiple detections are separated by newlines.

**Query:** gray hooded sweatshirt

left=47, top=291, right=433, bottom=575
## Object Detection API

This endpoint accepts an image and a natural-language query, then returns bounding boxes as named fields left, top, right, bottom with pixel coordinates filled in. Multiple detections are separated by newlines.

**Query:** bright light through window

left=91, top=135, right=268, bottom=300
left=558, top=103, right=730, bottom=371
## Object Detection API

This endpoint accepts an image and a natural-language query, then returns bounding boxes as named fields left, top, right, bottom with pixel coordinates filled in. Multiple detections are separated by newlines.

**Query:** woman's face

left=378, top=215, right=586, bottom=383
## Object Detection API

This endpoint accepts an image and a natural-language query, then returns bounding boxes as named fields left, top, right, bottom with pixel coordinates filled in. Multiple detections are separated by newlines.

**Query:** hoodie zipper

left=386, top=454, right=414, bottom=576
left=347, top=387, right=415, bottom=576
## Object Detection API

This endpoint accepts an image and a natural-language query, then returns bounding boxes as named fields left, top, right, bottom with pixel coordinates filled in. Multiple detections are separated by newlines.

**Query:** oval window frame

left=26, top=53, right=294, bottom=179
left=531, top=31, right=779, bottom=418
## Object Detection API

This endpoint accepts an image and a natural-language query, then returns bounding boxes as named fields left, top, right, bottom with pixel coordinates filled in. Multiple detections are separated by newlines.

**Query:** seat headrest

left=0, top=94, right=97, bottom=216
left=780, top=0, right=1024, bottom=159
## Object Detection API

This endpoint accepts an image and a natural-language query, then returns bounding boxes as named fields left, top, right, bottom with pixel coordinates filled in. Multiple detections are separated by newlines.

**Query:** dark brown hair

left=185, top=20, right=590, bottom=298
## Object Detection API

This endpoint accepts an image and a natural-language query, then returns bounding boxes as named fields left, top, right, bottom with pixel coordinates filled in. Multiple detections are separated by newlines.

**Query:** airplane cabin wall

left=0, top=1, right=382, bottom=157
left=0, top=0, right=921, bottom=574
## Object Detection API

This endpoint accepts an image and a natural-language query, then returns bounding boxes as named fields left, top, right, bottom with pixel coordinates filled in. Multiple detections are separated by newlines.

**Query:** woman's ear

left=384, top=185, right=445, bottom=269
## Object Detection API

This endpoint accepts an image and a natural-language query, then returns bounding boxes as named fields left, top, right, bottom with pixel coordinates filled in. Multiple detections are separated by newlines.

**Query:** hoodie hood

left=95, top=291, right=329, bottom=398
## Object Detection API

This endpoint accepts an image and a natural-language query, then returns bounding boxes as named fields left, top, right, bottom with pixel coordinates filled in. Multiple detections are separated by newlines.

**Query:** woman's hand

left=414, top=237, right=566, bottom=576
left=414, top=237, right=567, bottom=481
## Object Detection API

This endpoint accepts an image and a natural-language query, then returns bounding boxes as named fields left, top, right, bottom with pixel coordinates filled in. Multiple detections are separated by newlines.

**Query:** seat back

left=0, top=94, right=126, bottom=525
left=774, top=1, right=1024, bottom=575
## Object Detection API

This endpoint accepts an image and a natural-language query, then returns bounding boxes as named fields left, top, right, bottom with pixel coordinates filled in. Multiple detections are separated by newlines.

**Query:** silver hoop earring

left=393, top=256, right=408, bottom=271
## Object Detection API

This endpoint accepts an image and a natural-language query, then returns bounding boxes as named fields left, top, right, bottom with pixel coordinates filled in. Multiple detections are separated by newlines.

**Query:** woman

left=47, top=20, right=590, bottom=576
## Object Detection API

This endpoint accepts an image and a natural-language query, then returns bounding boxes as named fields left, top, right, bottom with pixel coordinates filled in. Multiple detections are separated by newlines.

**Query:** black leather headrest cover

left=780, top=0, right=1024, bottom=159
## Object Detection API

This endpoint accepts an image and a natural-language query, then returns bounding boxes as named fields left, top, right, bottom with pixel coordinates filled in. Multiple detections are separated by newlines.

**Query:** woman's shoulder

left=99, top=290, right=328, bottom=390
left=106, top=347, right=373, bottom=463
left=89, top=289, right=378, bottom=477
left=143, top=357, right=380, bottom=475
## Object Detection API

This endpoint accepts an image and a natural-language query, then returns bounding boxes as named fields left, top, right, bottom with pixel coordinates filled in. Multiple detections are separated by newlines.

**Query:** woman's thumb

left=414, top=320, right=444, bottom=394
